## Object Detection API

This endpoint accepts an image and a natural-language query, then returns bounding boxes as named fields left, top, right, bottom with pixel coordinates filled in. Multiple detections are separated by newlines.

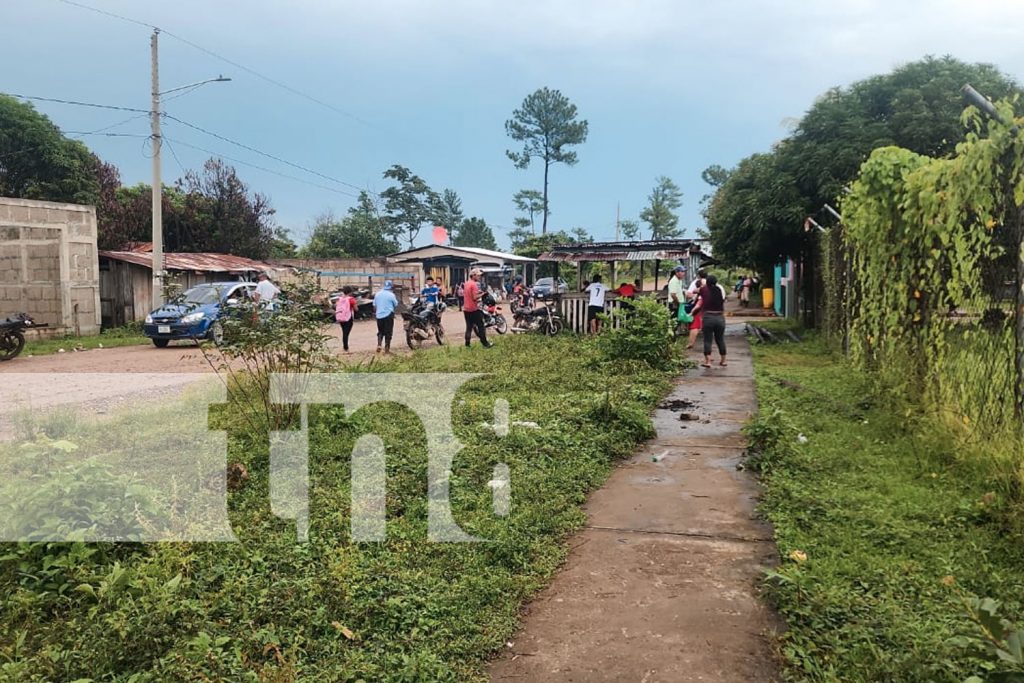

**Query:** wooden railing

left=552, top=292, right=669, bottom=334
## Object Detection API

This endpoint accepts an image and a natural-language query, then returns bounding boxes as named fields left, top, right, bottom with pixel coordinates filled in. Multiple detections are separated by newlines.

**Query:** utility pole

left=150, top=28, right=163, bottom=312
left=615, top=202, right=620, bottom=241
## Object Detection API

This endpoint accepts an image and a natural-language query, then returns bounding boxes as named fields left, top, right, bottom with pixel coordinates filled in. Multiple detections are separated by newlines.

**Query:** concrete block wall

left=269, top=258, right=418, bottom=292
left=0, top=197, right=101, bottom=335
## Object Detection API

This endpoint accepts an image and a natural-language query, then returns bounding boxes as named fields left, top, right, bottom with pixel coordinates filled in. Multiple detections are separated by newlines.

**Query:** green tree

left=301, top=193, right=399, bottom=258
left=452, top=217, right=497, bottom=250
left=512, top=189, right=546, bottom=234
left=430, top=188, right=464, bottom=240
left=619, top=219, right=640, bottom=240
left=268, top=227, right=298, bottom=258
left=505, top=88, right=589, bottom=234
left=704, top=56, right=1019, bottom=276
left=0, top=94, right=99, bottom=205
left=381, top=164, right=437, bottom=248
left=639, top=176, right=683, bottom=240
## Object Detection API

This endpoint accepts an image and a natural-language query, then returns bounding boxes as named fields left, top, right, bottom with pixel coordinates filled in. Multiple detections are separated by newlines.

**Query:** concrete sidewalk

left=489, top=325, right=782, bottom=682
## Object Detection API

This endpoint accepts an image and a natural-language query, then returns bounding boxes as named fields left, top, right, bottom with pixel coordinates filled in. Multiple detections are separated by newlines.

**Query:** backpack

left=335, top=295, right=354, bottom=322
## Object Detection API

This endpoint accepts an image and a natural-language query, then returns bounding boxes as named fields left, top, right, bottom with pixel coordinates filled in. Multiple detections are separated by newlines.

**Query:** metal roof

left=389, top=244, right=537, bottom=264
left=537, top=239, right=705, bottom=263
left=99, top=250, right=273, bottom=273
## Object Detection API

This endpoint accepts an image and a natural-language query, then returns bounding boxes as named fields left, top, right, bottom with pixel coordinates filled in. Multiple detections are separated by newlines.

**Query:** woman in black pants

left=691, top=274, right=727, bottom=368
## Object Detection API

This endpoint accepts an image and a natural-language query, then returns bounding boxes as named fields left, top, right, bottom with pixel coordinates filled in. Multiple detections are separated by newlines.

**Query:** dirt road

left=0, top=314, right=475, bottom=434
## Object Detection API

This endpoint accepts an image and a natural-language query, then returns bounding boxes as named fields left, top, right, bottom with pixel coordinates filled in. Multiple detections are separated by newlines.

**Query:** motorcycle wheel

left=546, top=318, right=564, bottom=336
left=435, top=325, right=447, bottom=345
left=0, top=330, right=25, bottom=361
left=495, top=315, right=508, bottom=335
left=406, top=325, right=422, bottom=350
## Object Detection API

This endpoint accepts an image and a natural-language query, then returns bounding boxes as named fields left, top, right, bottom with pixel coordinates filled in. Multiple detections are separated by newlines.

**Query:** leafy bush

left=595, top=296, right=676, bottom=369
left=742, top=407, right=796, bottom=474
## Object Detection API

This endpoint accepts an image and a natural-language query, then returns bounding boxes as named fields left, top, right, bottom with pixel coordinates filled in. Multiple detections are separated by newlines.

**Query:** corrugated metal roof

left=99, top=250, right=273, bottom=273
left=536, top=239, right=704, bottom=263
left=389, top=244, right=537, bottom=263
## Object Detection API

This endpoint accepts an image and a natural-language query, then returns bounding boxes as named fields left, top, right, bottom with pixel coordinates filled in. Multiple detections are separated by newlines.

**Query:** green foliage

left=952, top=595, right=1024, bottom=682
left=705, top=56, right=1020, bottom=272
left=594, top=296, right=676, bottom=370
left=200, top=273, right=332, bottom=431
left=505, top=87, right=589, bottom=234
left=0, top=335, right=673, bottom=681
left=751, top=338, right=1024, bottom=682
left=431, top=188, right=465, bottom=238
left=843, top=103, right=1022, bottom=441
left=452, top=217, right=497, bottom=250
left=0, top=94, right=100, bottom=205
left=301, top=194, right=399, bottom=258
left=382, top=164, right=438, bottom=249
left=639, top=175, right=683, bottom=240
left=742, top=407, right=796, bottom=475
left=512, top=189, right=546, bottom=234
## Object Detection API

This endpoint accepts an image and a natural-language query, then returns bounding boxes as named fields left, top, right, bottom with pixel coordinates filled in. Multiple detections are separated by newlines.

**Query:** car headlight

left=181, top=311, right=206, bottom=324
left=145, top=314, right=153, bottom=324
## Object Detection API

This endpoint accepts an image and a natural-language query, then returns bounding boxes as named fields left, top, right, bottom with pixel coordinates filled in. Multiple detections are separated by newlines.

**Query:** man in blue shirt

left=421, top=277, right=441, bottom=305
left=373, top=280, right=399, bottom=354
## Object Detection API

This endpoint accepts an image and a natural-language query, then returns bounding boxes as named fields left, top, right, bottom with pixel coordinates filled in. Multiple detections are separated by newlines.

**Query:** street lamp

left=150, top=28, right=231, bottom=311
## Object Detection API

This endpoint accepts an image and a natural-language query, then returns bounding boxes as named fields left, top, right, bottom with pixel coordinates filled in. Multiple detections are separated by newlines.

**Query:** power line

left=164, top=136, right=360, bottom=199
left=64, top=131, right=149, bottom=138
left=53, top=0, right=154, bottom=29
left=162, top=113, right=371, bottom=194
left=50, top=0, right=376, bottom=129
left=0, top=92, right=149, bottom=114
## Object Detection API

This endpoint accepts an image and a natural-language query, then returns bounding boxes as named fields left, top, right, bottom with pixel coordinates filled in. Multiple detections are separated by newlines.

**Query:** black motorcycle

left=1, top=313, right=39, bottom=361
left=402, top=298, right=447, bottom=349
left=511, top=299, right=563, bottom=336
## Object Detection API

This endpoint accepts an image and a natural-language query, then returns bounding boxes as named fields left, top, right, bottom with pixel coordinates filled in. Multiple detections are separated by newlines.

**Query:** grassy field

left=22, top=325, right=148, bottom=356
left=750, top=330, right=1024, bottom=682
left=0, top=334, right=674, bottom=681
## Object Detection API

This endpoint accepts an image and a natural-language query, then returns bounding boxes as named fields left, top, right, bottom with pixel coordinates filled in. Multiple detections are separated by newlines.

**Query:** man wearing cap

left=462, top=268, right=493, bottom=348
left=667, top=265, right=687, bottom=335
left=373, top=280, right=399, bottom=354
left=253, top=272, right=280, bottom=310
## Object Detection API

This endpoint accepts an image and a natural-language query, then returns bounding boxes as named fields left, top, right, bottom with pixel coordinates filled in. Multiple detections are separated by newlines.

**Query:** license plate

left=158, top=325, right=171, bottom=334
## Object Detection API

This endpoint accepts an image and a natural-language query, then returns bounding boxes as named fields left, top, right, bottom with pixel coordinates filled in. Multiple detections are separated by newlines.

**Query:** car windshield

left=177, top=285, right=223, bottom=305
left=536, top=278, right=553, bottom=286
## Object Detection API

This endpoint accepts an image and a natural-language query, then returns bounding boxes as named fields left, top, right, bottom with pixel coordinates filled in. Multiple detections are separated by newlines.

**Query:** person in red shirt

left=334, top=286, right=357, bottom=352
left=615, top=281, right=636, bottom=312
left=462, top=268, right=493, bottom=348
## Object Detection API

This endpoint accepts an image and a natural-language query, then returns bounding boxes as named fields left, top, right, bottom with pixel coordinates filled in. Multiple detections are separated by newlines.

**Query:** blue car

left=144, top=282, right=256, bottom=347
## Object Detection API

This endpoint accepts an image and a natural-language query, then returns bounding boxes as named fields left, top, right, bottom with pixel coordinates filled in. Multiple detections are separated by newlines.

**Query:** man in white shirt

left=667, top=265, right=687, bottom=337
left=253, top=272, right=280, bottom=310
left=584, top=274, right=608, bottom=334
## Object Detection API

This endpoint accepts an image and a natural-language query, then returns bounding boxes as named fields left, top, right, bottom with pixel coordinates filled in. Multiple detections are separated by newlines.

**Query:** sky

left=5, top=0, right=1024, bottom=251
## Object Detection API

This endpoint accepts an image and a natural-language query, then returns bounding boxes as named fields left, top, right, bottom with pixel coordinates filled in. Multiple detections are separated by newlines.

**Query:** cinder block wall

left=0, top=197, right=100, bottom=335
left=269, top=258, right=418, bottom=292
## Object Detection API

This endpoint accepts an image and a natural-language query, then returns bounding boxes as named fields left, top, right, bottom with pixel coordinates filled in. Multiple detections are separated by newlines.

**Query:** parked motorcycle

left=1, top=313, right=40, bottom=361
left=481, top=292, right=508, bottom=335
left=402, top=298, right=447, bottom=349
left=511, top=300, right=563, bottom=336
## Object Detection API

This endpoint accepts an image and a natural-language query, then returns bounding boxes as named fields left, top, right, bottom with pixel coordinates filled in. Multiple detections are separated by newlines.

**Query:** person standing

left=373, top=280, right=399, bottom=354
left=585, top=275, right=608, bottom=334
left=615, top=280, right=636, bottom=312
left=462, top=268, right=493, bottom=348
left=253, top=272, right=280, bottom=310
left=740, top=275, right=753, bottom=307
left=691, top=274, right=728, bottom=368
left=667, top=265, right=687, bottom=336
left=455, top=281, right=465, bottom=311
left=334, top=286, right=357, bottom=353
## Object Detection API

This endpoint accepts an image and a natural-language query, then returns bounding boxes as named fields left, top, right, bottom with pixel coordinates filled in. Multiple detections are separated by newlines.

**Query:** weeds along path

left=490, top=325, right=782, bottom=682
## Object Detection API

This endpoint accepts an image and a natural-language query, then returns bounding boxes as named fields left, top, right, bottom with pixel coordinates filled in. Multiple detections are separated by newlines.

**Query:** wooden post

left=654, top=259, right=661, bottom=292
left=639, top=260, right=644, bottom=292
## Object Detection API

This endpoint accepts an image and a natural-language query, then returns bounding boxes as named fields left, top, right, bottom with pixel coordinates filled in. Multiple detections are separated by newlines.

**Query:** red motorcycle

left=481, top=292, right=508, bottom=335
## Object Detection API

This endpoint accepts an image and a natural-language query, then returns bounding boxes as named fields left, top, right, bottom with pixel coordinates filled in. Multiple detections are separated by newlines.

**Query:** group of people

left=669, top=267, right=728, bottom=368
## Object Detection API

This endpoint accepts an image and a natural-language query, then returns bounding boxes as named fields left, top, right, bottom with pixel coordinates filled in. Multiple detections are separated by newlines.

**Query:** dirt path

left=489, top=324, right=782, bottom=682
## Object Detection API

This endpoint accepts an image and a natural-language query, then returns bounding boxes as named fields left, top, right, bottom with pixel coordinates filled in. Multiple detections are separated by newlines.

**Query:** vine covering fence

left=822, top=102, right=1024, bottom=445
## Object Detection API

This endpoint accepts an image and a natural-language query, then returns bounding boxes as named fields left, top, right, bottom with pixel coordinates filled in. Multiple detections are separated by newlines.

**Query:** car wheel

left=208, top=321, right=224, bottom=345
left=152, top=338, right=170, bottom=348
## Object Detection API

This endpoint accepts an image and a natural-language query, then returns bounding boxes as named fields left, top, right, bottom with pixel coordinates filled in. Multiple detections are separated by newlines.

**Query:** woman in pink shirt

left=334, top=286, right=357, bottom=352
